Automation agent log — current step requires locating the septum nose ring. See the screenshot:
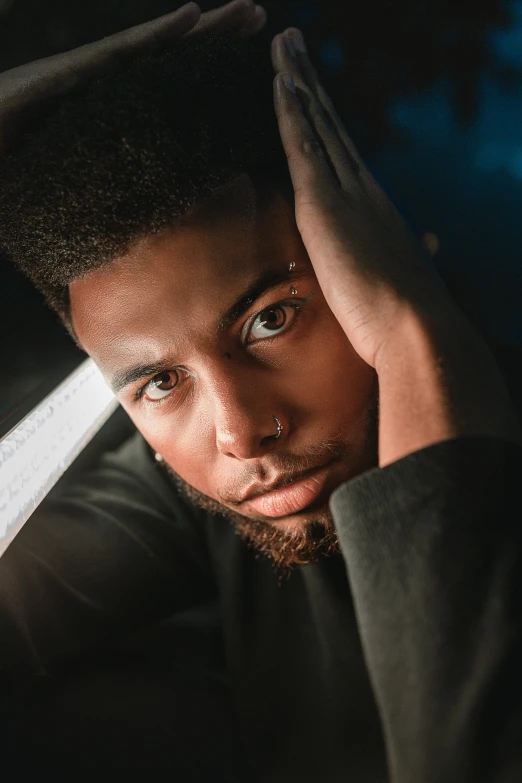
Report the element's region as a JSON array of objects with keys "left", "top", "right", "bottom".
[{"left": 272, "top": 416, "right": 283, "bottom": 439}]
